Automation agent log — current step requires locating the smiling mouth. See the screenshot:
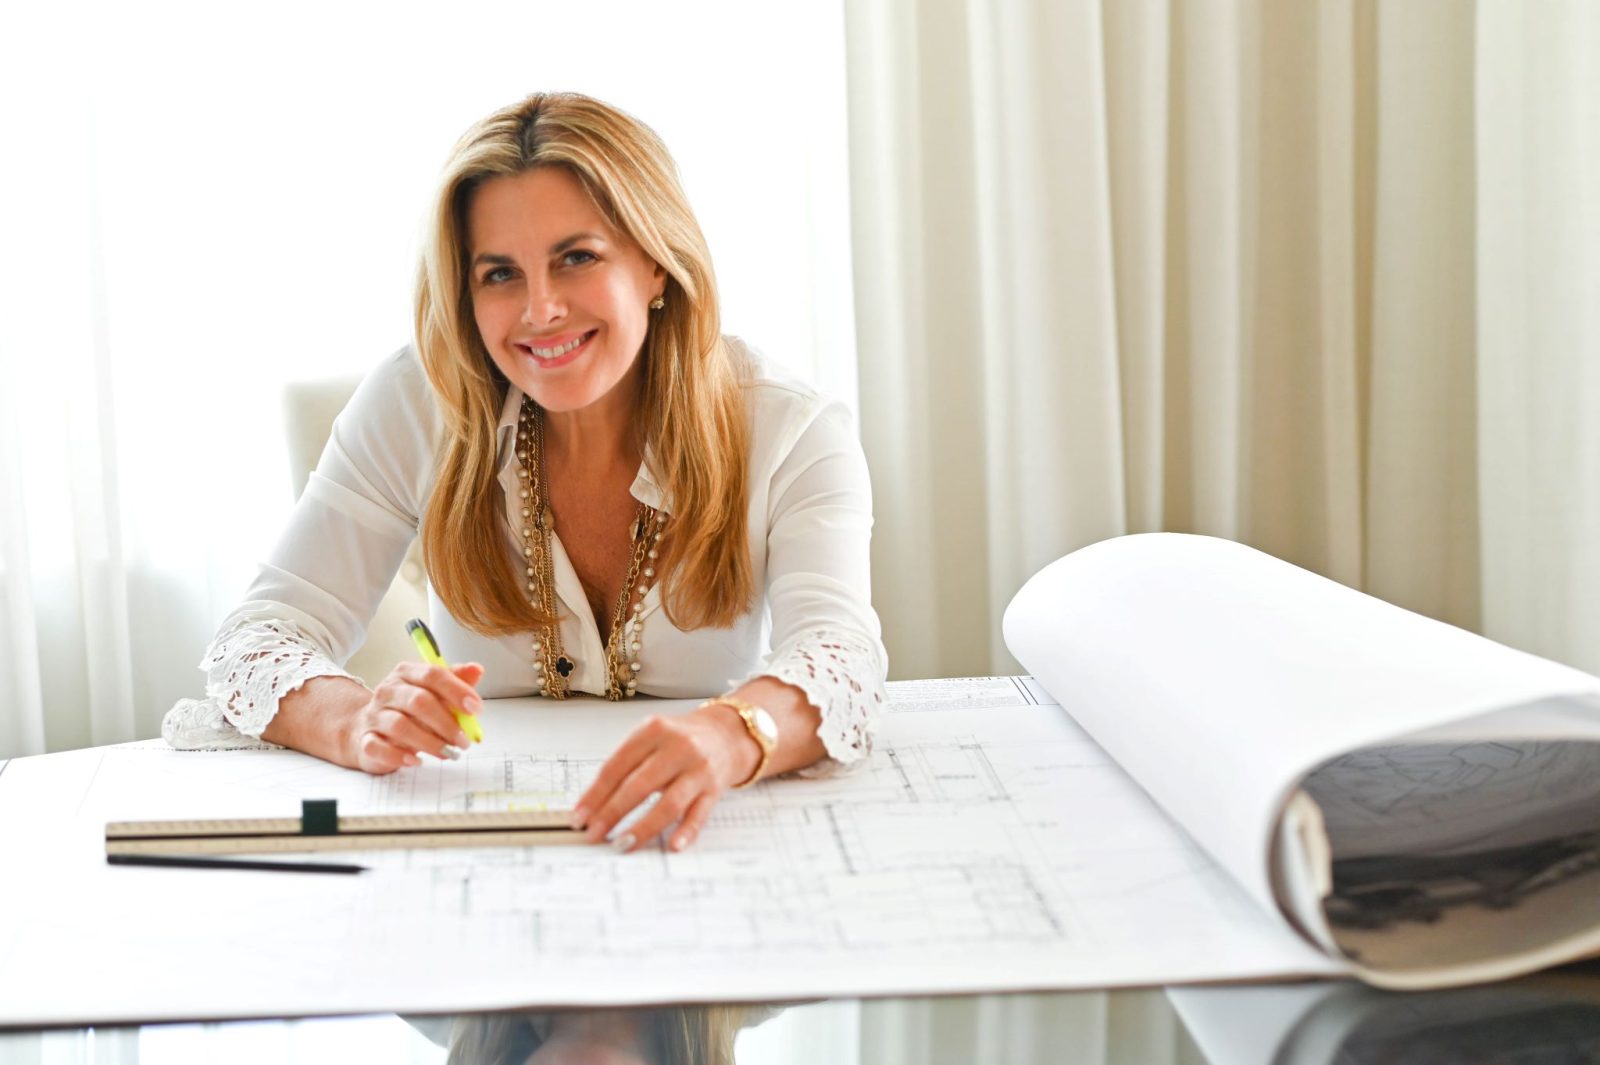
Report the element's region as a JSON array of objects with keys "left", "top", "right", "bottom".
[{"left": 518, "top": 330, "right": 596, "bottom": 362}]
